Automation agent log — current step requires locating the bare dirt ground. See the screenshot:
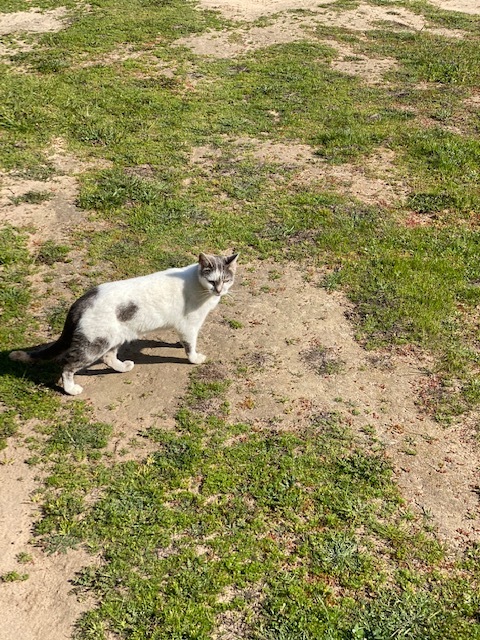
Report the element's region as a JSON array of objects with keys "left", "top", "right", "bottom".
[
  {"left": 428, "top": 0, "right": 480, "bottom": 13},
  {"left": 175, "top": 1, "right": 465, "bottom": 59},
  {"left": 192, "top": 140, "right": 408, "bottom": 206},
  {"left": 1, "top": 0, "right": 479, "bottom": 638},
  {"left": 1, "top": 433, "right": 96, "bottom": 640},
  {"left": 0, "top": 7, "right": 68, "bottom": 35}
]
